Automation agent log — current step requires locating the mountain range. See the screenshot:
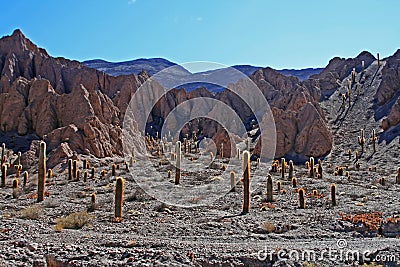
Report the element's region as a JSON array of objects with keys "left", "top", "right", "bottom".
[{"left": 83, "top": 58, "right": 323, "bottom": 93}]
